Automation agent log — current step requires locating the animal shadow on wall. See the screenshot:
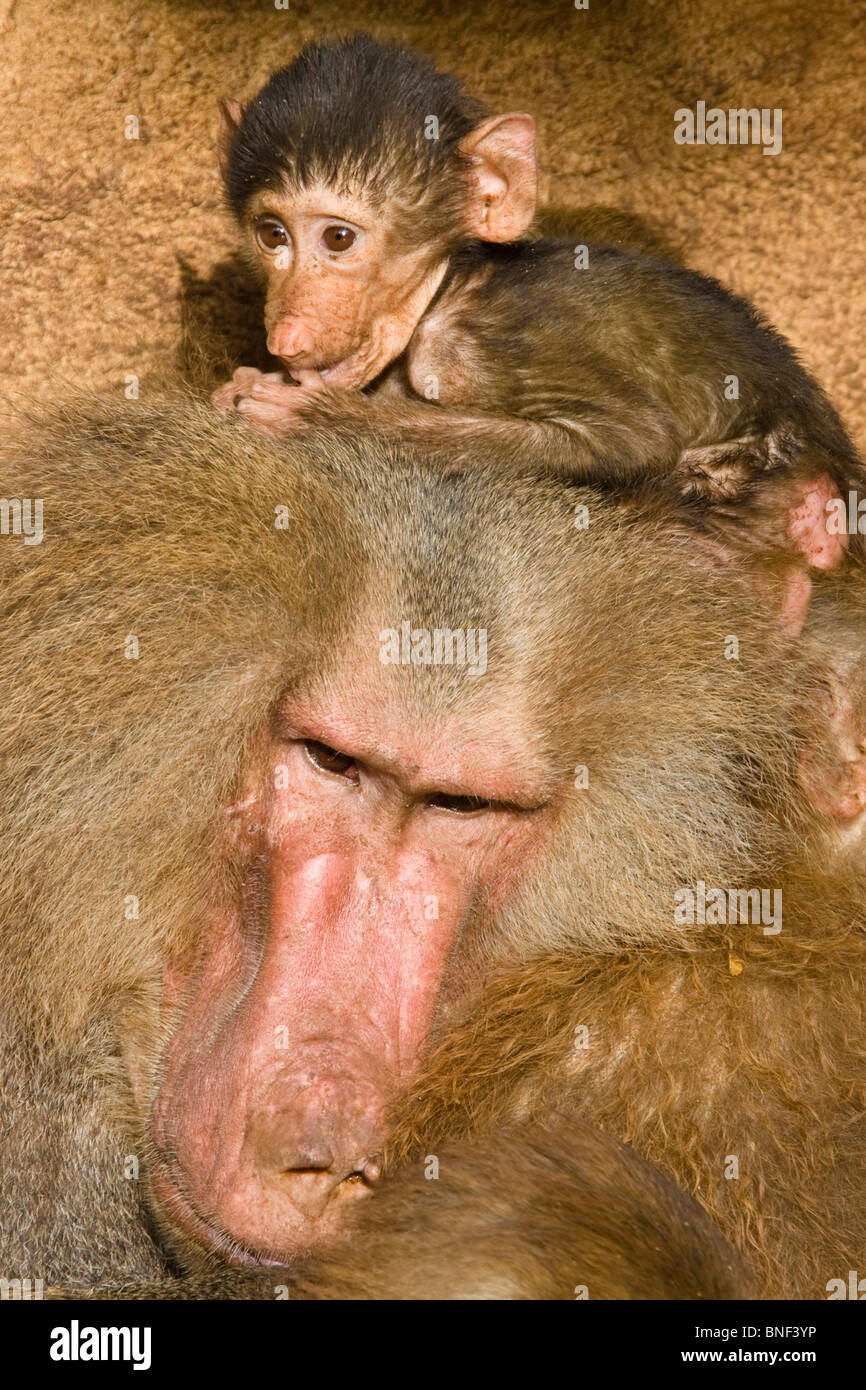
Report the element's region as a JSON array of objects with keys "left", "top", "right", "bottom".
[{"left": 175, "top": 254, "right": 275, "bottom": 393}]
